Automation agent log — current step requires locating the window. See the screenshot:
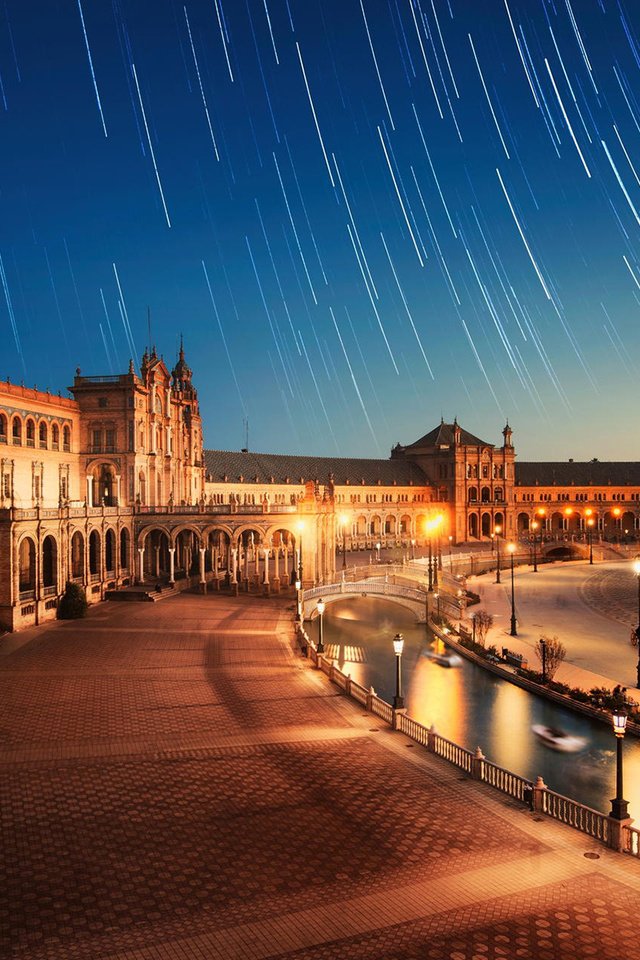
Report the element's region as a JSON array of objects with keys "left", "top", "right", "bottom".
[
  {"left": 60, "top": 474, "right": 68, "bottom": 501},
  {"left": 26, "top": 419, "right": 35, "bottom": 447},
  {"left": 92, "top": 429, "right": 102, "bottom": 453},
  {"left": 34, "top": 475, "right": 41, "bottom": 500},
  {"left": 2, "top": 473, "right": 10, "bottom": 498},
  {"left": 39, "top": 421, "right": 47, "bottom": 448},
  {"left": 12, "top": 417, "right": 21, "bottom": 444},
  {"left": 0, "top": 412, "right": 6, "bottom": 442},
  {"left": 105, "top": 429, "right": 115, "bottom": 452},
  {"left": 52, "top": 423, "right": 59, "bottom": 449},
  {"left": 63, "top": 425, "right": 71, "bottom": 451},
  {"left": 128, "top": 422, "right": 134, "bottom": 452}
]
